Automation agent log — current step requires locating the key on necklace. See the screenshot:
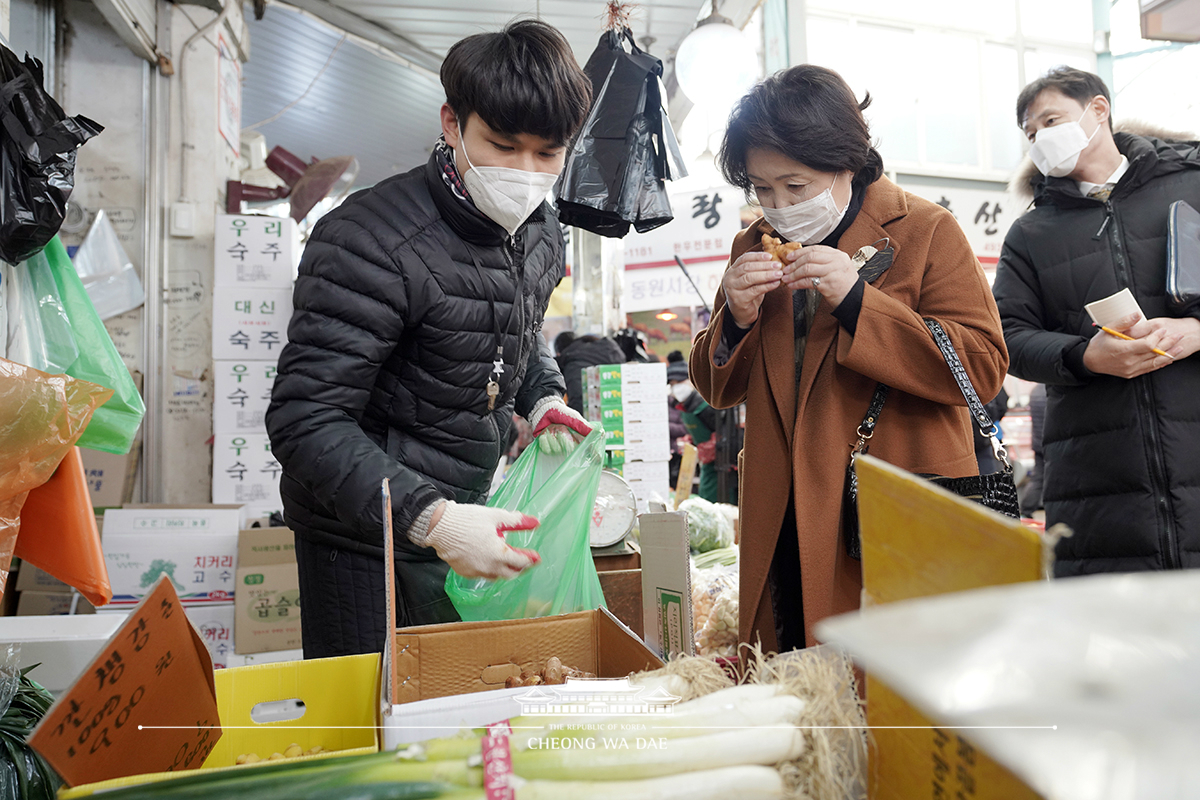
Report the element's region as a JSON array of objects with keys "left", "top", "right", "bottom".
[{"left": 486, "top": 380, "right": 500, "bottom": 411}]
